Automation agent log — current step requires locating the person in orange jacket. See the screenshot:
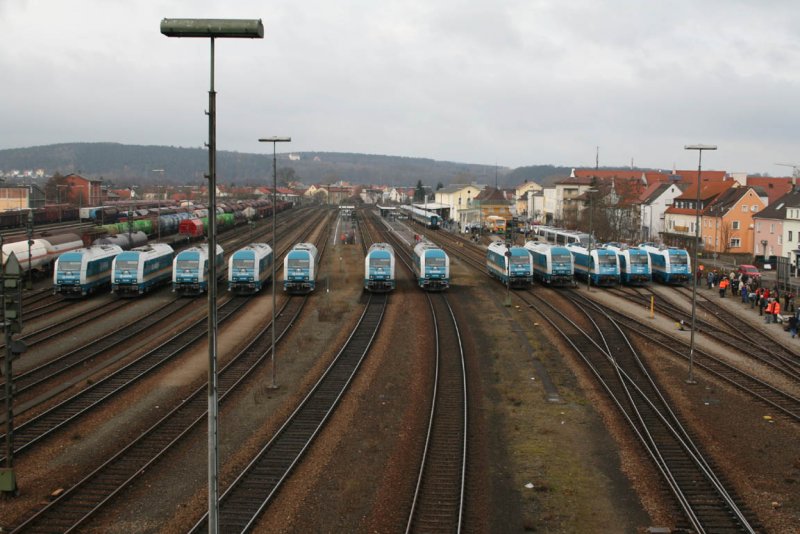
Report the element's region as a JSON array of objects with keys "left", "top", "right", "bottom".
[
  {"left": 765, "top": 299, "right": 776, "bottom": 323},
  {"left": 719, "top": 277, "right": 729, "bottom": 298},
  {"left": 773, "top": 299, "right": 782, "bottom": 324}
]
